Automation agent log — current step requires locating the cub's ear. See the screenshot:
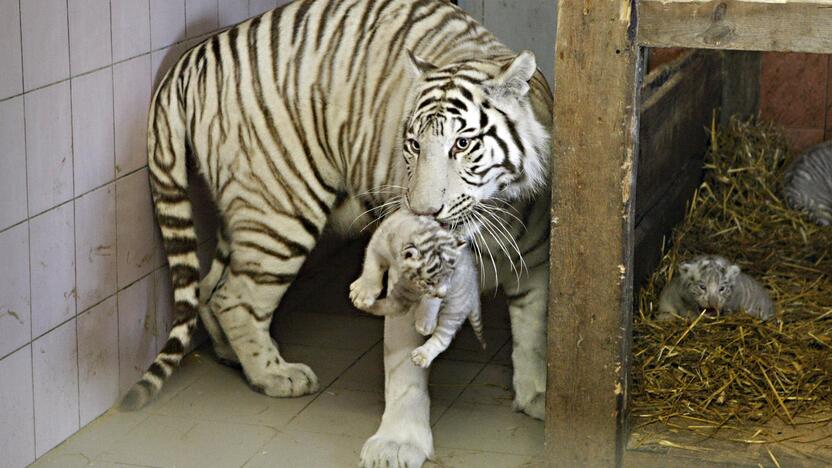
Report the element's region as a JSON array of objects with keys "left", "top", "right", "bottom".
[
  {"left": 453, "top": 234, "right": 467, "bottom": 250},
  {"left": 678, "top": 261, "right": 694, "bottom": 276},
  {"left": 725, "top": 265, "right": 741, "bottom": 280},
  {"left": 406, "top": 49, "right": 436, "bottom": 79},
  {"left": 485, "top": 50, "right": 537, "bottom": 98}
]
